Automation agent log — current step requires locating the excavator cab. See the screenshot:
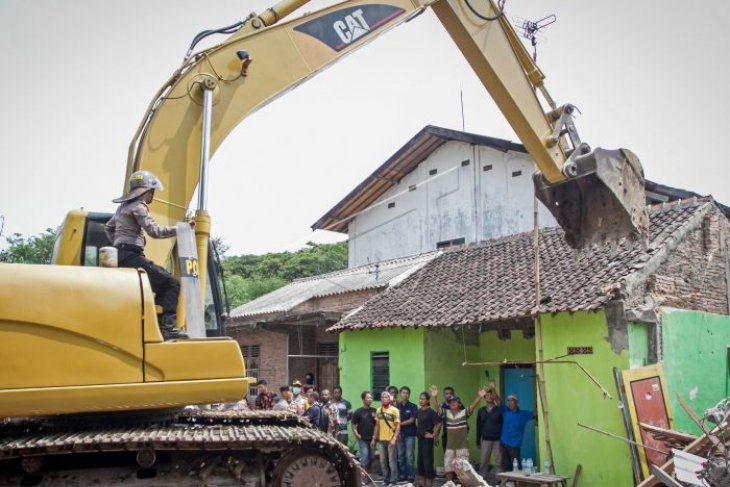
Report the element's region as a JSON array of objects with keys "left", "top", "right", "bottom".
[
  {"left": 51, "top": 210, "right": 227, "bottom": 336},
  {"left": 534, "top": 147, "right": 649, "bottom": 249},
  {"left": 0, "top": 209, "right": 249, "bottom": 418}
]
